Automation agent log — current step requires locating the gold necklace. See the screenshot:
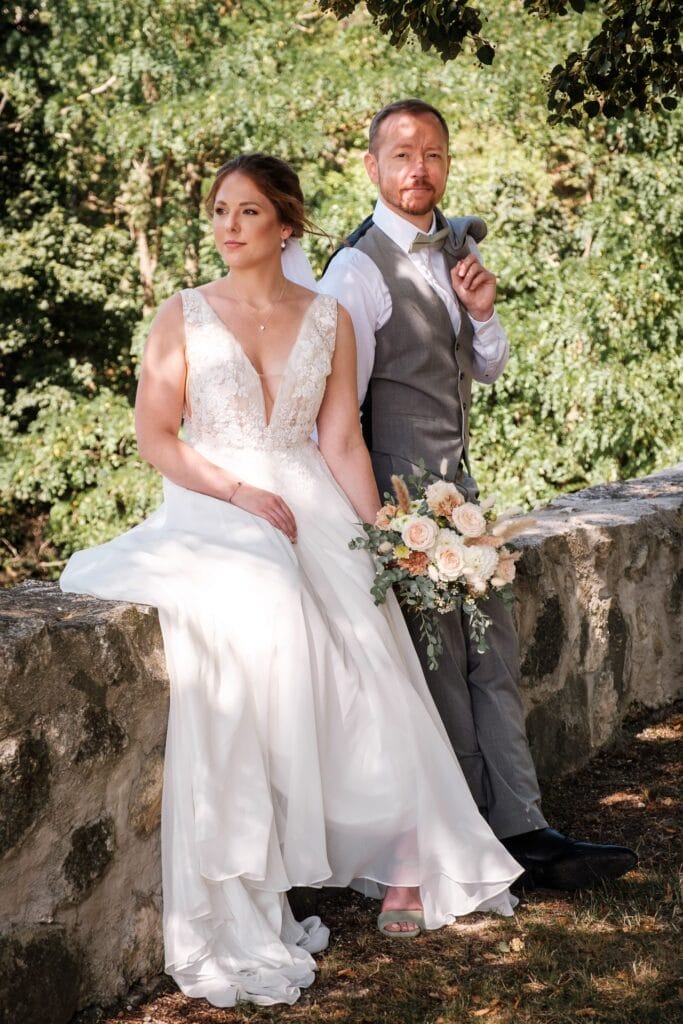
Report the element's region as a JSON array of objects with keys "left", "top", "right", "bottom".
[{"left": 228, "top": 278, "right": 288, "bottom": 332}]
